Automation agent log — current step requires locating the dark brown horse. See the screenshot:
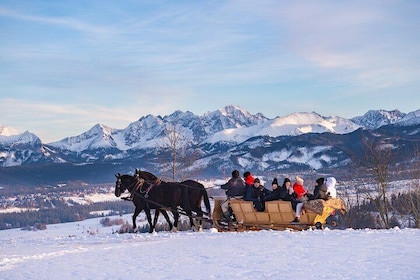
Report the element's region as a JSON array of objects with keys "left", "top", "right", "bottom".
[
  {"left": 114, "top": 173, "right": 191, "bottom": 233},
  {"left": 134, "top": 169, "right": 211, "bottom": 231}
]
